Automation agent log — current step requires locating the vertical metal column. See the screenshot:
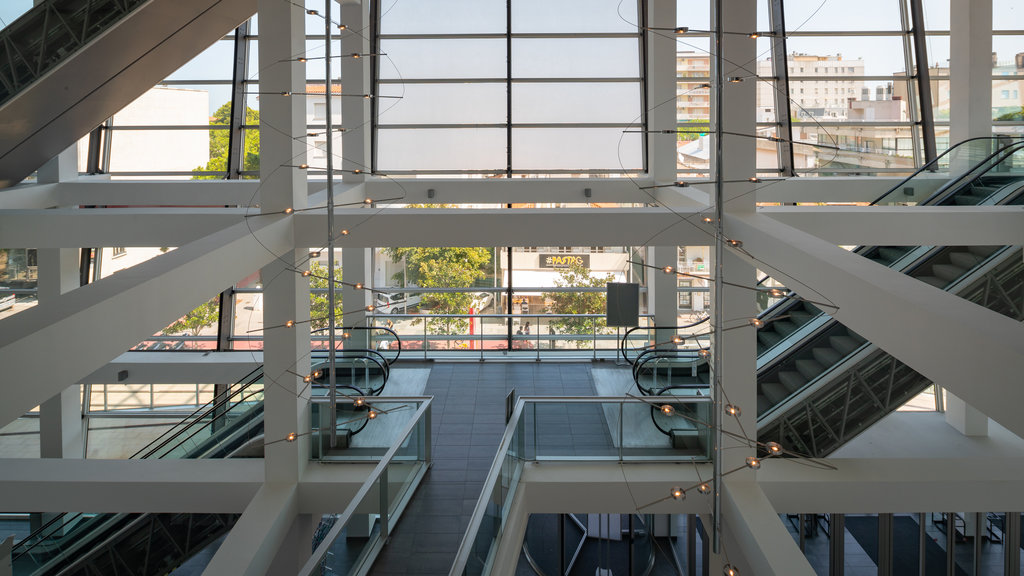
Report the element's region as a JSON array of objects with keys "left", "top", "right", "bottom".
[
  {"left": 829, "top": 514, "right": 845, "bottom": 576},
  {"left": 1005, "top": 512, "right": 1021, "bottom": 575},
  {"left": 711, "top": 0, "right": 725, "bottom": 554},
  {"left": 946, "top": 513, "right": 956, "bottom": 576},
  {"left": 225, "top": 21, "right": 251, "bottom": 179},
  {"left": 918, "top": 513, "right": 927, "bottom": 576},
  {"left": 325, "top": 0, "right": 339, "bottom": 447},
  {"left": 505, "top": 0, "right": 514, "bottom": 353},
  {"left": 768, "top": 0, "right": 795, "bottom": 177},
  {"left": 878, "top": 513, "right": 893, "bottom": 576},
  {"left": 972, "top": 513, "right": 982, "bottom": 576},
  {"left": 688, "top": 514, "right": 698, "bottom": 575},
  {"left": 908, "top": 0, "right": 937, "bottom": 165}
]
